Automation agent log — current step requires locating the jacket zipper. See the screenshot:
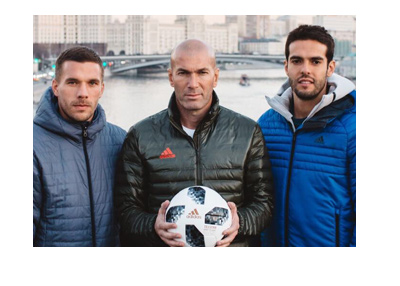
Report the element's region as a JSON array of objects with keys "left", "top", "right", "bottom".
[
  {"left": 82, "top": 125, "right": 97, "bottom": 247},
  {"left": 284, "top": 131, "right": 298, "bottom": 247},
  {"left": 195, "top": 133, "right": 202, "bottom": 185},
  {"left": 170, "top": 119, "right": 202, "bottom": 186},
  {"left": 335, "top": 209, "right": 340, "bottom": 247}
]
